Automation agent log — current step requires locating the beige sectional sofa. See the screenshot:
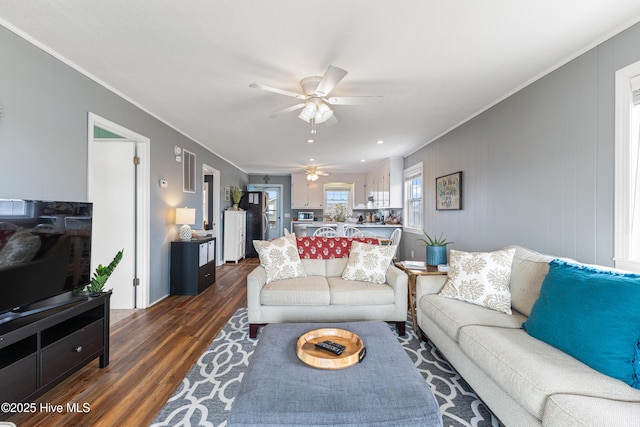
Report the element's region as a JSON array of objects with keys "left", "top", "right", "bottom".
[
  {"left": 247, "top": 257, "right": 408, "bottom": 338},
  {"left": 415, "top": 245, "right": 640, "bottom": 427}
]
